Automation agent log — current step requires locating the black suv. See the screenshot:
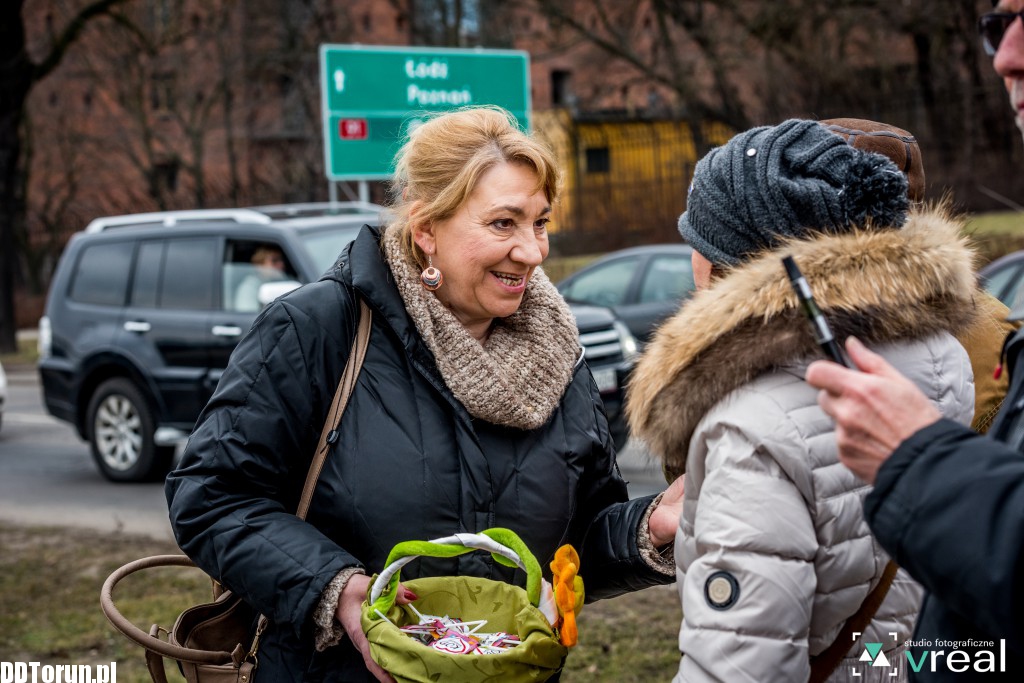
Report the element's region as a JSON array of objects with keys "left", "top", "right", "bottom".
[{"left": 39, "top": 207, "right": 637, "bottom": 481}]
